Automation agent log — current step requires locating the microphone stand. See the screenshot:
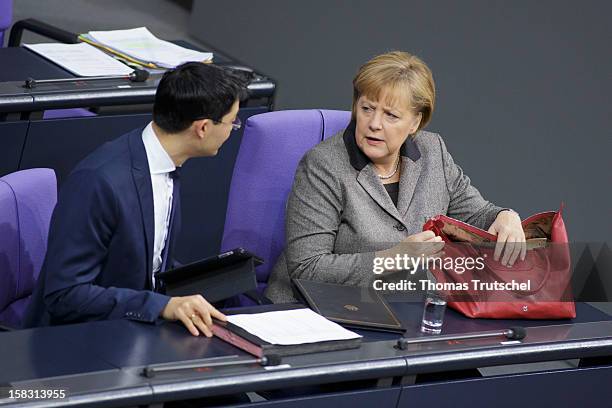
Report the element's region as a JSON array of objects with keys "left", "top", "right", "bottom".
[
  {"left": 24, "top": 70, "right": 150, "bottom": 89},
  {"left": 141, "top": 354, "right": 283, "bottom": 378},
  {"left": 396, "top": 327, "right": 526, "bottom": 350}
]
